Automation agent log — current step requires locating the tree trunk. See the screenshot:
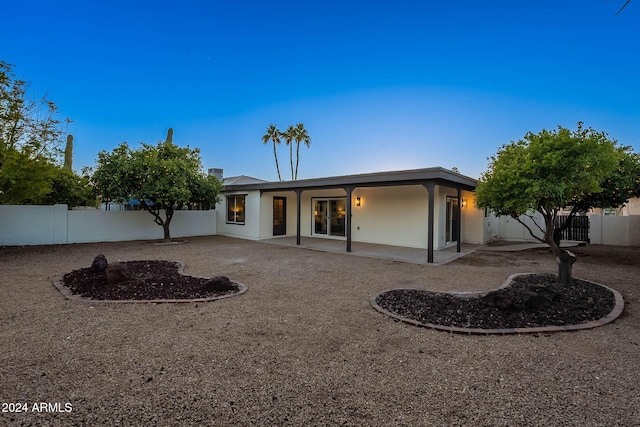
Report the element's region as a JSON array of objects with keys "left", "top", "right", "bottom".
[
  {"left": 162, "top": 208, "right": 173, "bottom": 242},
  {"left": 541, "top": 211, "right": 576, "bottom": 285},
  {"left": 556, "top": 250, "right": 576, "bottom": 285},
  {"left": 289, "top": 143, "right": 294, "bottom": 180},
  {"left": 295, "top": 142, "right": 300, "bottom": 180},
  {"left": 273, "top": 143, "right": 281, "bottom": 181}
]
